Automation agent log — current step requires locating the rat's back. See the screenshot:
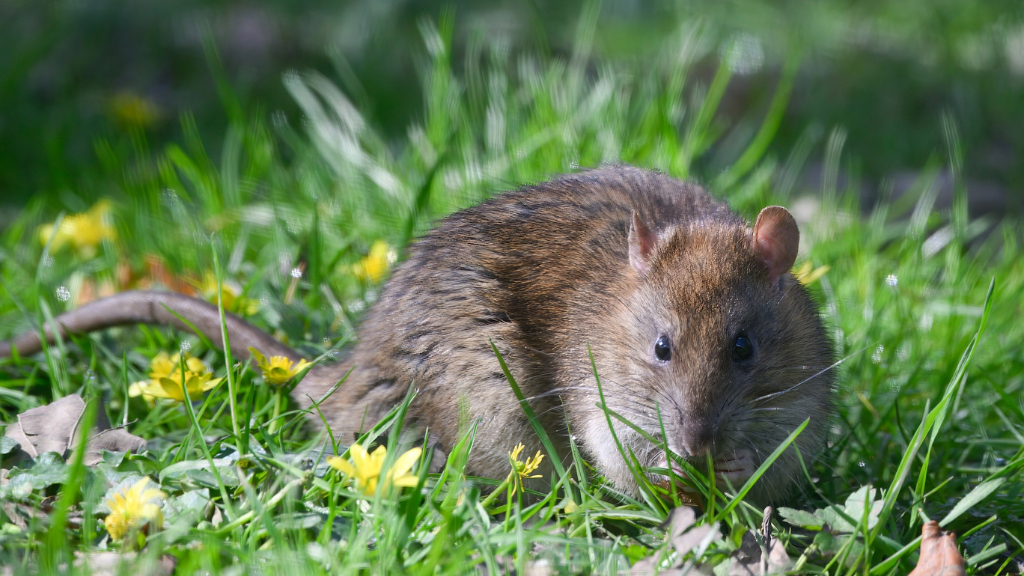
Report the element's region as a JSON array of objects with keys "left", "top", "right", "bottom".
[{"left": 301, "top": 166, "right": 741, "bottom": 478}]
